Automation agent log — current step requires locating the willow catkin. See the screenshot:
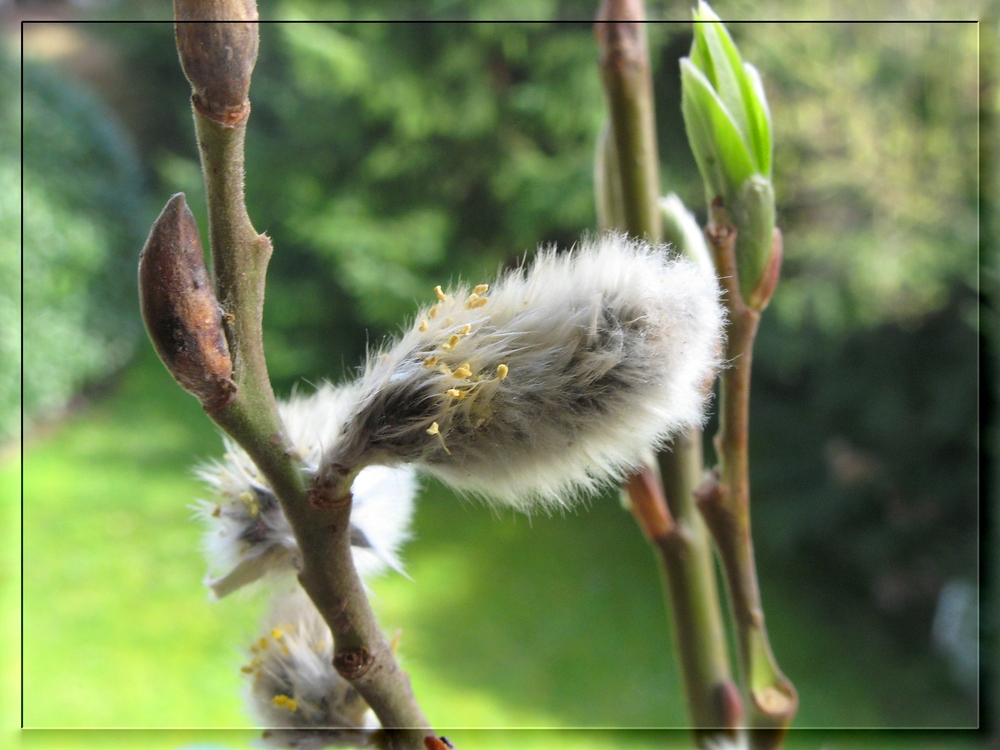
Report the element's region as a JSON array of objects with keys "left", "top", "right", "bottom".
[
  {"left": 244, "top": 588, "right": 378, "bottom": 745},
  {"left": 319, "top": 233, "right": 724, "bottom": 511},
  {"left": 195, "top": 383, "right": 416, "bottom": 598}
]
